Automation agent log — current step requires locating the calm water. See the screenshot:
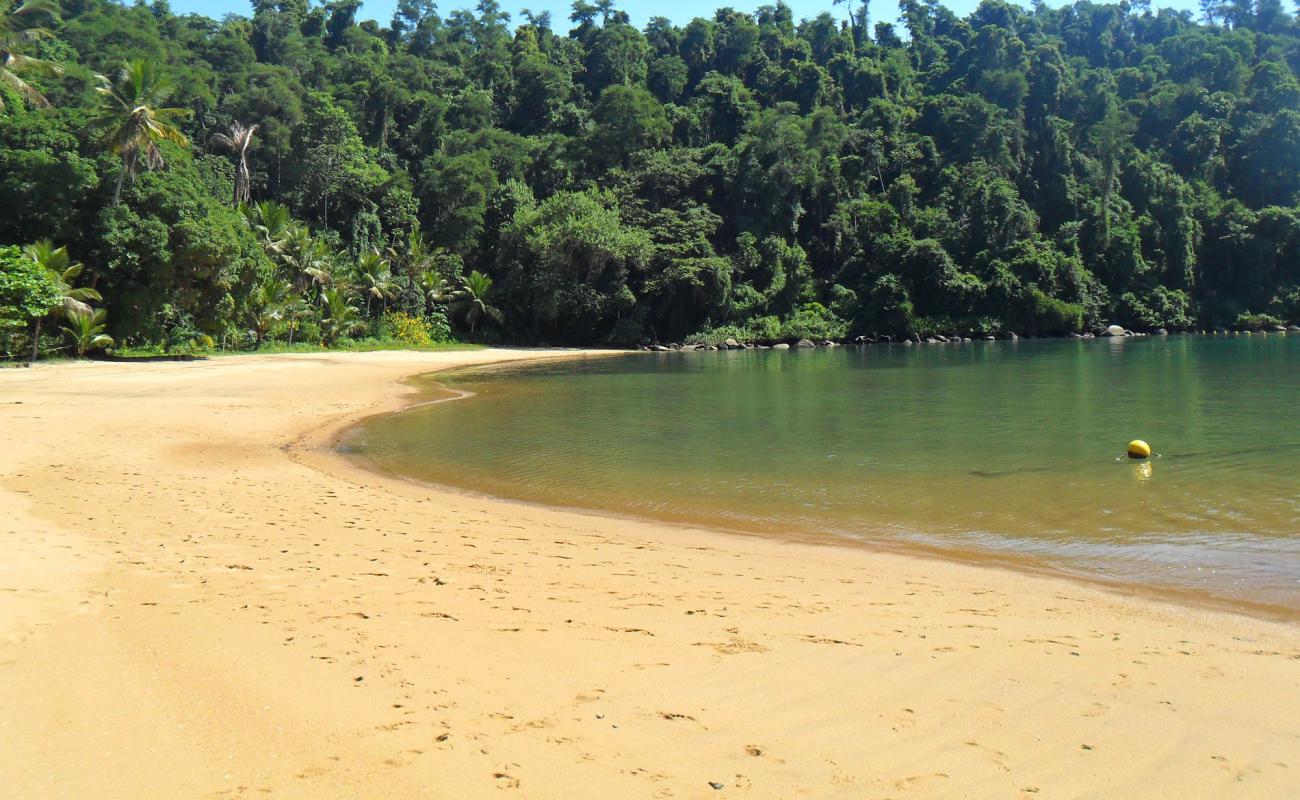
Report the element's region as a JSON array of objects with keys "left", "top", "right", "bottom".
[{"left": 351, "top": 337, "right": 1300, "bottom": 613}]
